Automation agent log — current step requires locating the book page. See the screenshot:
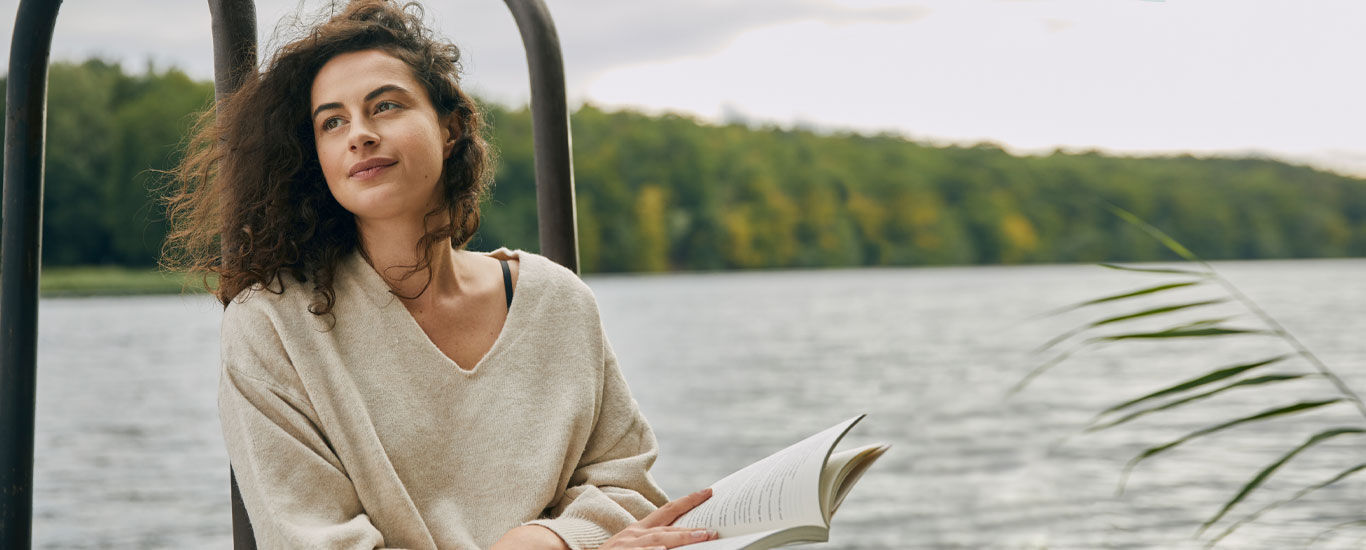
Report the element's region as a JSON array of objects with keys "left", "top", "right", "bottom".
[
  {"left": 673, "top": 416, "right": 864, "bottom": 537},
  {"left": 674, "top": 528, "right": 786, "bottom": 550},
  {"left": 820, "top": 443, "right": 891, "bottom": 520}
]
